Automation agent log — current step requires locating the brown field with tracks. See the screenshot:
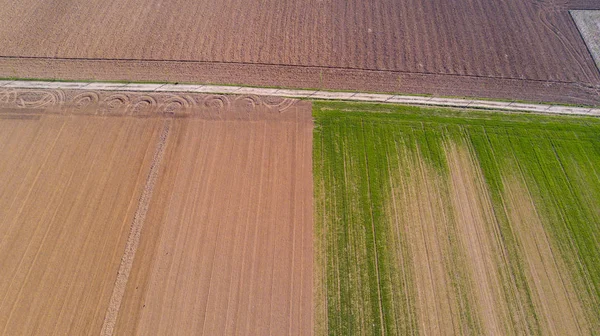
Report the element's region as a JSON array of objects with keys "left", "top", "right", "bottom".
[
  {"left": 0, "top": 0, "right": 599, "bottom": 104},
  {"left": 0, "top": 113, "right": 163, "bottom": 335},
  {"left": 0, "top": 89, "right": 314, "bottom": 335}
]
